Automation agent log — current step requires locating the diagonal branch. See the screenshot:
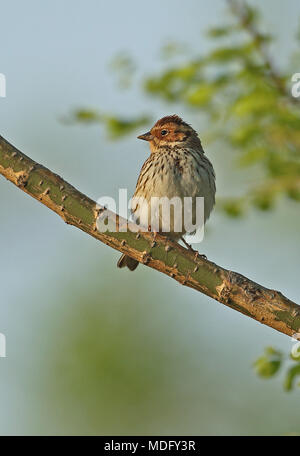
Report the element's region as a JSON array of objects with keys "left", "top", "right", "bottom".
[{"left": 1, "top": 134, "right": 300, "bottom": 338}]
